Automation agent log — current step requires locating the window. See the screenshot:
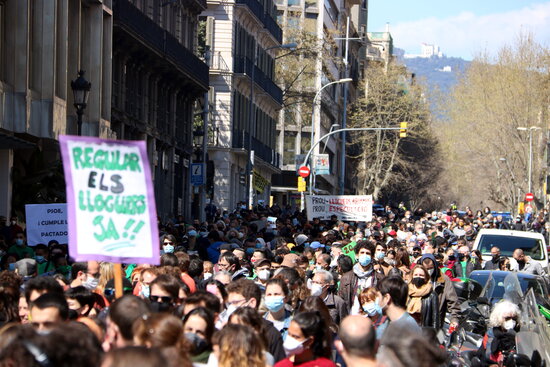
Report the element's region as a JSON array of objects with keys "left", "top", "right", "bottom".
[
  {"left": 300, "top": 133, "right": 310, "bottom": 154},
  {"left": 304, "top": 13, "right": 316, "bottom": 33},
  {"left": 283, "top": 131, "right": 297, "bottom": 165}
]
